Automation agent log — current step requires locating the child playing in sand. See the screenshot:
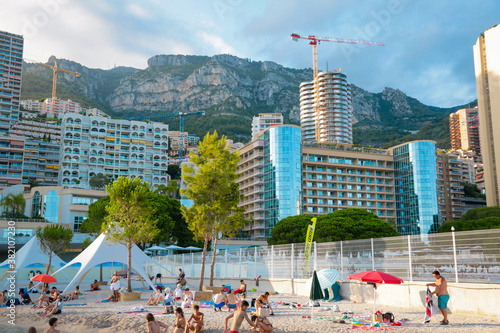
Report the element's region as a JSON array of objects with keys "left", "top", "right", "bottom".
[
  {"left": 186, "top": 304, "right": 204, "bottom": 332},
  {"left": 146, "top": 313, "right": 169, "bottom": 333},
  {"left": 224, "top": 300, "right": 256, "bottom": 333},
  {"left": 173, "top": 307, "right": 186, "bottom": 333},
  {"left": 251, "top": 314, "right": 273, "bottom": 332}
]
